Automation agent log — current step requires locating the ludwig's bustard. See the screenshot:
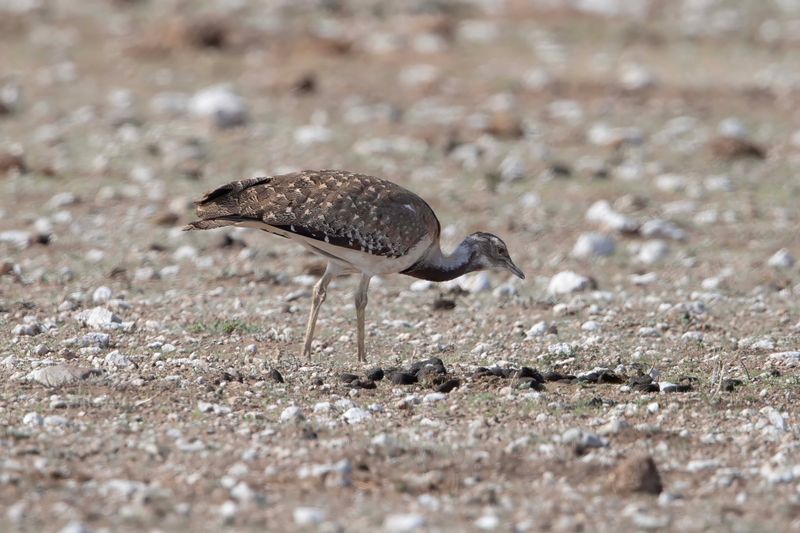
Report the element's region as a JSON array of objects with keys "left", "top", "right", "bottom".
[{"left": 185, "top": 170, "right": 524, "bottom": 362}]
